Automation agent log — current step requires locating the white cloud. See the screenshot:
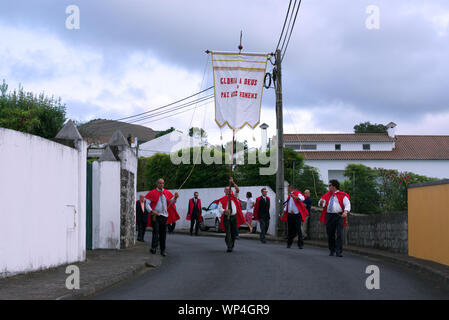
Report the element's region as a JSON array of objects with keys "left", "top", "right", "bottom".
[{"left": 0, "top": 23, "right": 205, "bottom": 122}]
